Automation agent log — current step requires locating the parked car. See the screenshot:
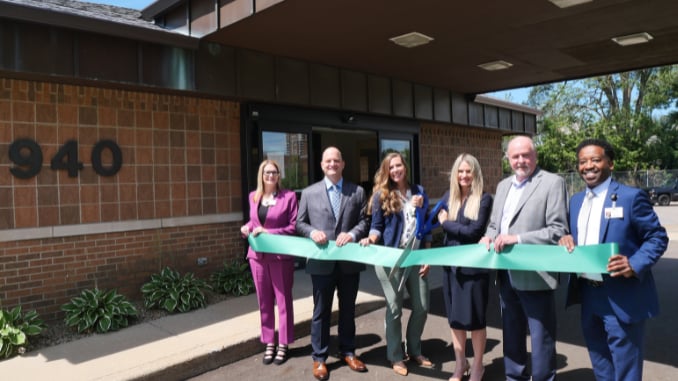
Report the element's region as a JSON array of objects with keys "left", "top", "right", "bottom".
[{"left": 644, "top": 180, "right": 678, "bottom": 206}]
